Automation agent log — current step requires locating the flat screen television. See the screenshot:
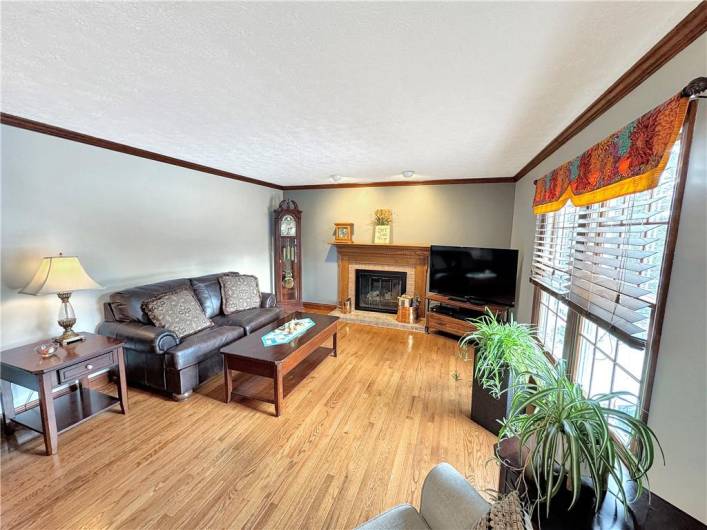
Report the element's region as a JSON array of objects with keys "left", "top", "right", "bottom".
[{"left": 429, "top": 245, "right": 518, "bottom": 306}]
